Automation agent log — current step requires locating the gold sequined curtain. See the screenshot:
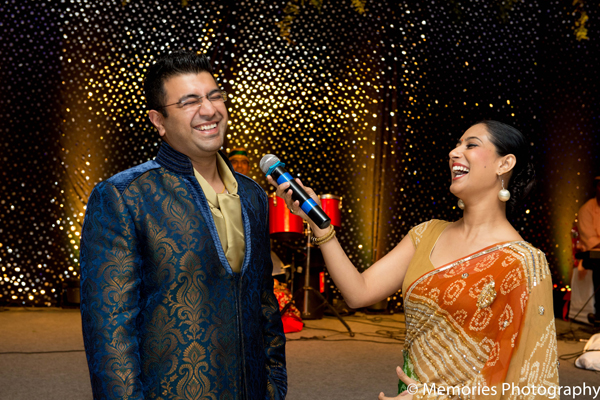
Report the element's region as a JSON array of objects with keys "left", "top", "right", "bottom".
[{"left": 2, "top": 0, "right": 600, "bottom": 307}]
